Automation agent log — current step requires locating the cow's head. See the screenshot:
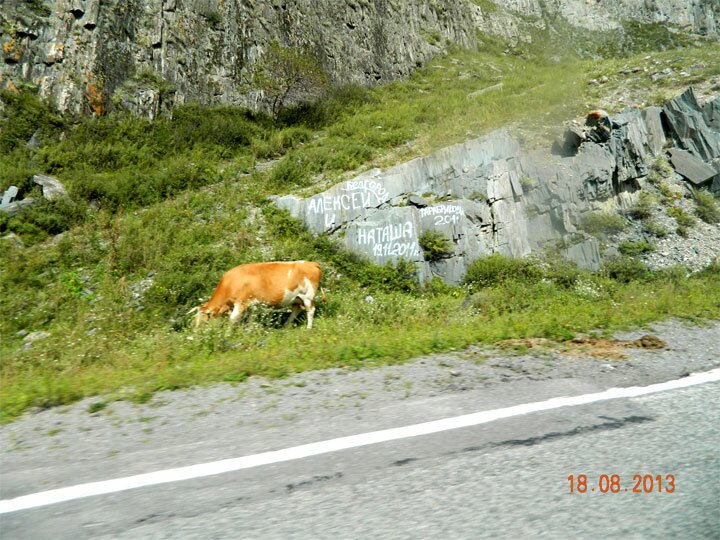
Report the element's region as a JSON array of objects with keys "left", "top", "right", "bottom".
[{"left": 187, "top": 306, "right": 212, "bottom": 328}]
